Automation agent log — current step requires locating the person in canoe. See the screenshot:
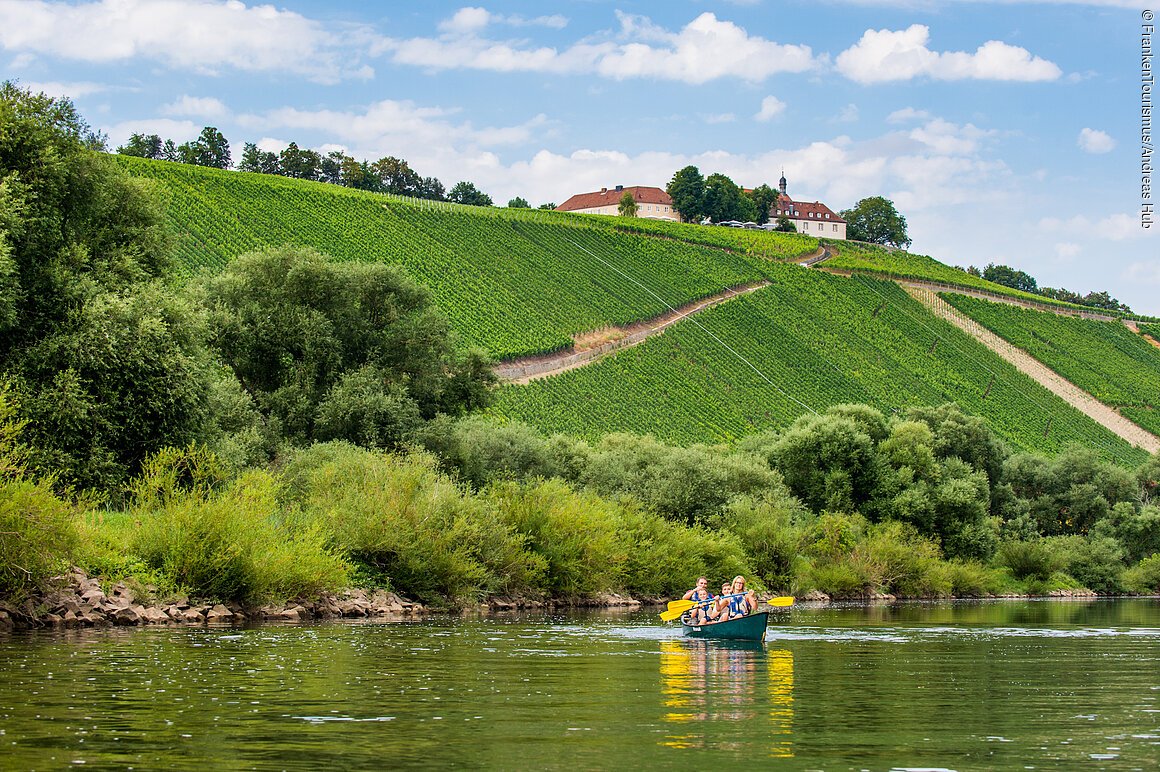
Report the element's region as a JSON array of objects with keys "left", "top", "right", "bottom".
[
  {"left": 681, "top": 576, "right": 715, "bottom": 624},
  {"left": 708, "top": 581, "right": 733, "bottom": 621},
  {"left": 716, "top": 576, "right": 758, "bottom": 622}
]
